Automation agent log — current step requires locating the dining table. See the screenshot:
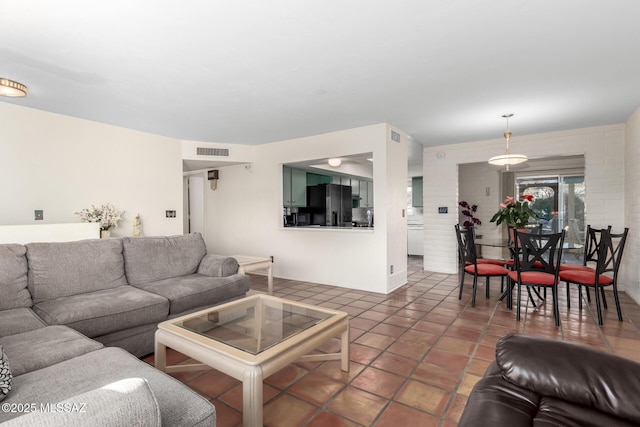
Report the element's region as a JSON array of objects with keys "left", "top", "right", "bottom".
[{"left": 474, "top": 236, "right": 584, "bottom": 307}]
